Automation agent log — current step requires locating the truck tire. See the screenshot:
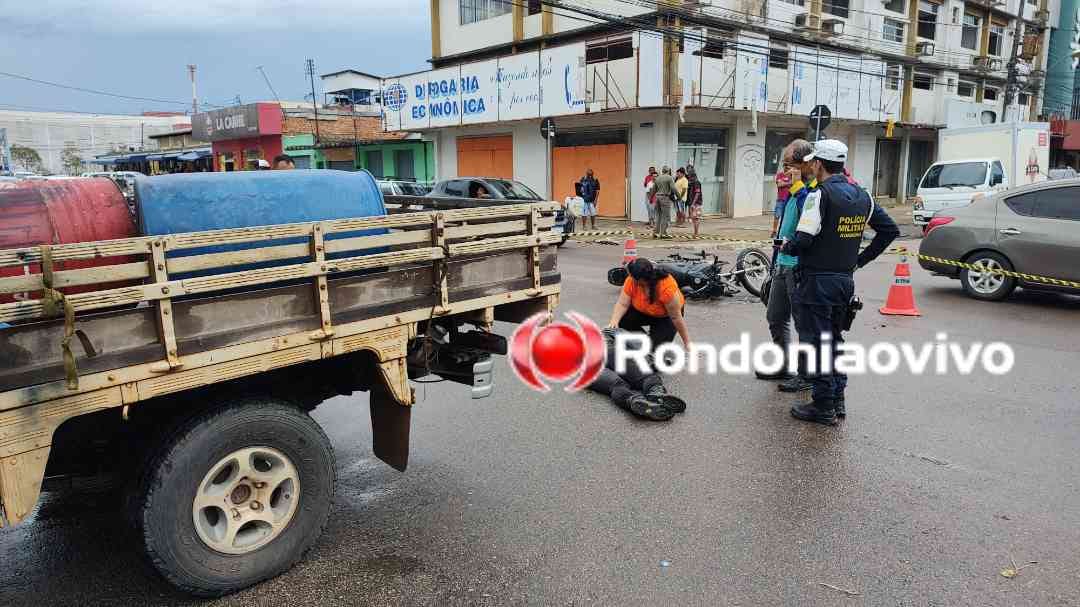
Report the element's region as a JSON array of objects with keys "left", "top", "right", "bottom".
[{"left": 131, "top": 399, "right": 335, "bottom": 597}]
